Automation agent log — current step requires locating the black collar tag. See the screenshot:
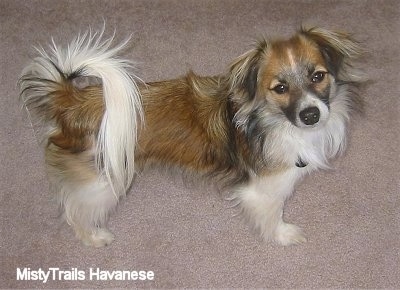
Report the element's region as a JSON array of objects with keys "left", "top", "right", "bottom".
[{"left": 295, "top": 158, "right": 308, "bottom": 168}]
